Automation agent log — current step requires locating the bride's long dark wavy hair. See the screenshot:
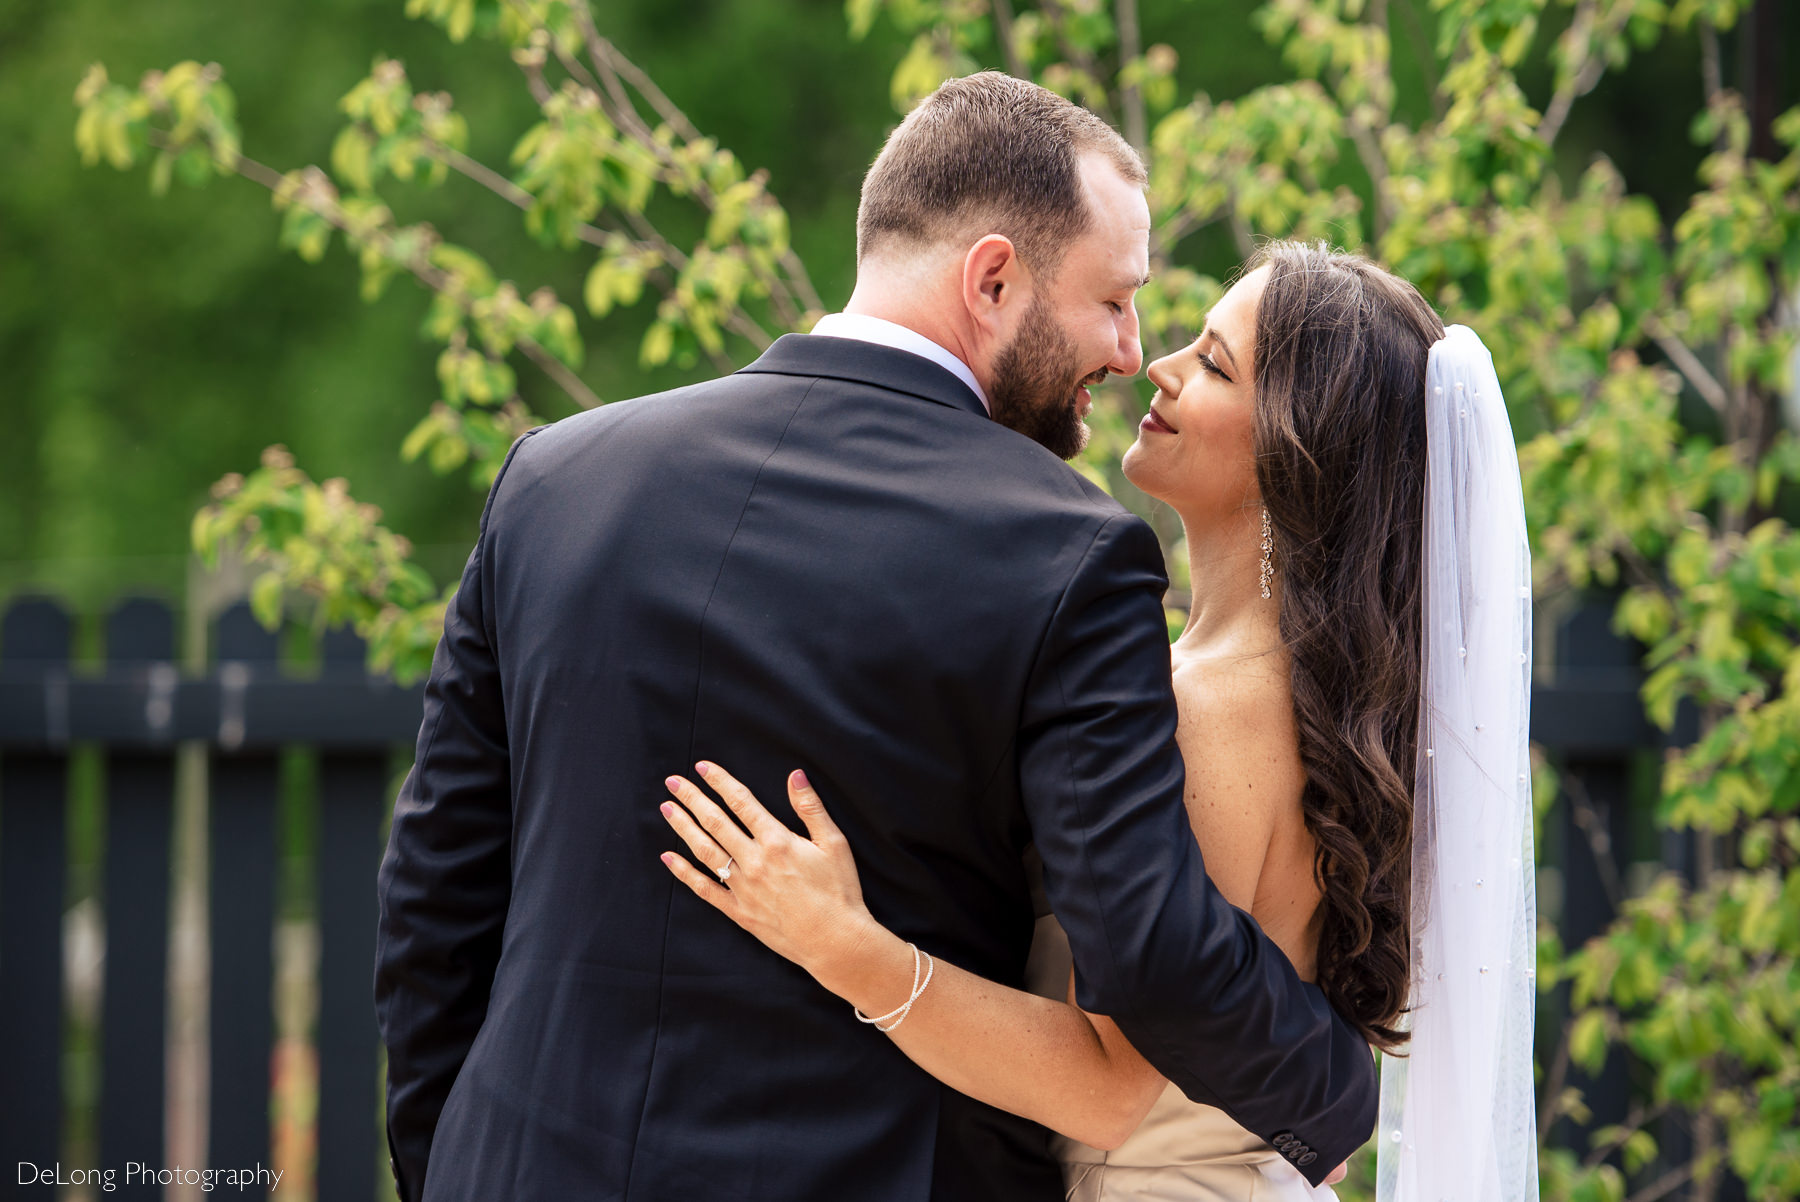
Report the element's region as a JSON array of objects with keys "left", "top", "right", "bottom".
[{"left": 1250, "top": 240, "right": 1443, "bottom": 1050}]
